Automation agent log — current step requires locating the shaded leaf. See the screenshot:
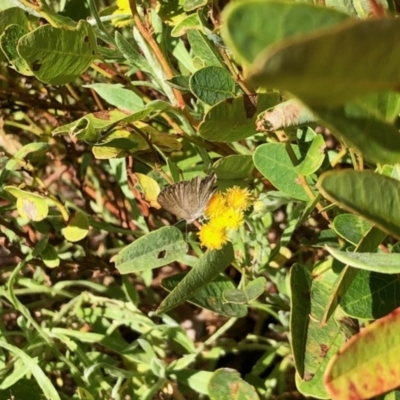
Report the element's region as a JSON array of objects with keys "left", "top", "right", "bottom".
[
  {"left": 199, "top": 93, "right": 280, "bottom": 142},
  {"left": 317, "top": 171, "right": 400, "bottom": 240},
  {"left": 156, "top": 243, "right": 234, "bottom": 314},
  {"left": 162, "top": 273, "right": 247, "bottom": 317},
  {"left": 223, "top": 277, "right": 266, "bottom": 304},
  {"left": 332, "top": 214, "right": 372, "bottom": 246},
  {"left": 213, "top": 155, "right": 254, "bottom": 180},
  {"left": 312, "top": 99, "right": 400, "bottom": 164},
  {"left": 222, "top": 1, "right": 349, "bottom": 65},
  {"left": 0, "top": 24, "right": 32, "bottom": 75},
  {"left": 249, "top": 18, "right": 400, "bottom": 106}
]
